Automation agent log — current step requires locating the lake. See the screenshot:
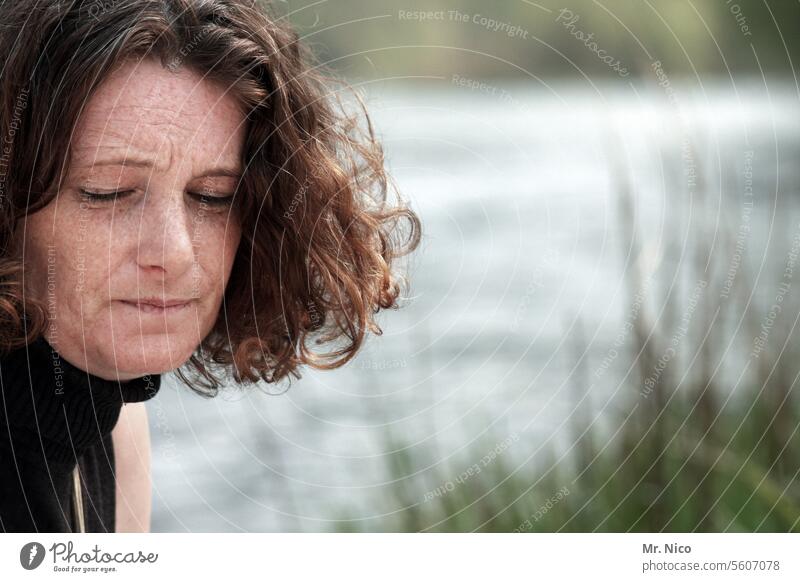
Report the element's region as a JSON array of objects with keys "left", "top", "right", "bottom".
[{"left": 151, "top": 78, "right": 800, "bottom": 531}]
